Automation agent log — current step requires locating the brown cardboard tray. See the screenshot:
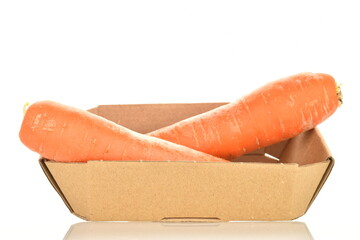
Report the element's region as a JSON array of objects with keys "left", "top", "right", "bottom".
[{"left": 39, "top": 102, "right": 334, "bottom": 221}]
